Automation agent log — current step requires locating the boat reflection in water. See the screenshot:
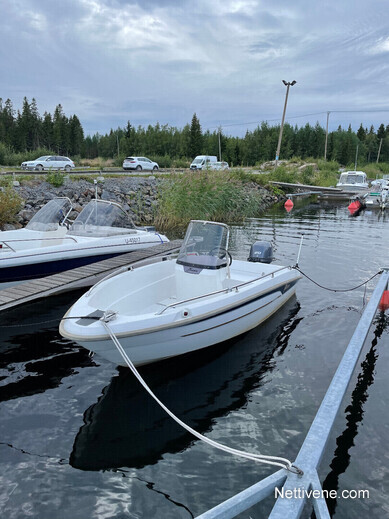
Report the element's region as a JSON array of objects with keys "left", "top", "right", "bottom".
[{"left": 70, "top": 297, "right": 301, "bottom": 471}]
